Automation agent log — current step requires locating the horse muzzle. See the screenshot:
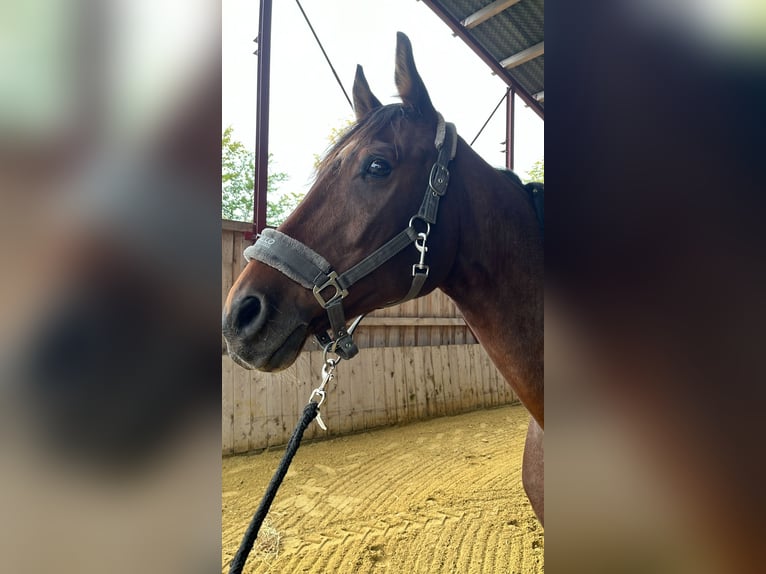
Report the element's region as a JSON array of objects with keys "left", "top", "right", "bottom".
[{"left": 222, "top": 291, "right": 310, "bottom": 372}]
